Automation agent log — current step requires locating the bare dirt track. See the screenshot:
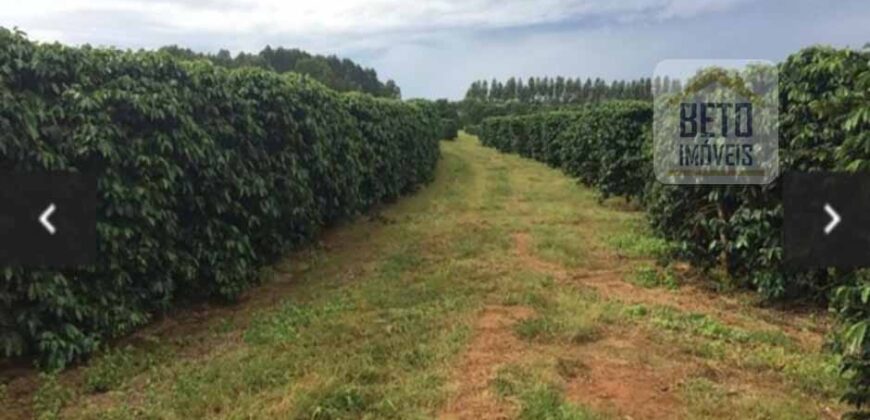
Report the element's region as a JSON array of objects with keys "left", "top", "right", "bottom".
[{"left": 439, "top": 305, "right": 534, "bottom": 420}]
